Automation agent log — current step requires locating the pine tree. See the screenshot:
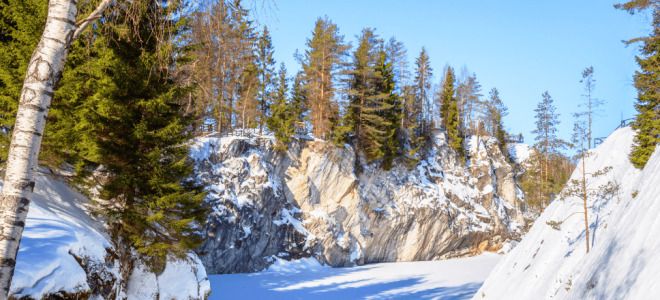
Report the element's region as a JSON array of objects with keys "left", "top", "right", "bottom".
[
  {"left": 300, "top": 16, "right": 349, "bottom": 140},
  {"left": 256, "top": 26, "right": 276, "bottom": 134},
  {"left": 410, "top": 48, "right": 433, "bottom": 154},
  {"left": 532, "top": 91, "right": 567, "bottom": 207},
  {"left": 618, "top": 5, "right": 660, "bottom": 168},
  {"left": 267, "top": 63, "right": 295, "bottom": 150},
  {"left": 456, "top": 73, "right": 483, "bottom": 136},
  {"left": 578, "top": 66, "right": 604, "bottom": 149},
  {"left": 486, "top": 88, "right": 509, "bottom": 154}
]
